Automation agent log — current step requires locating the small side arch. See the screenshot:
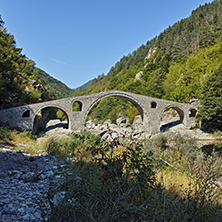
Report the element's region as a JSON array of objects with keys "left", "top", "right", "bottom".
[
  {"left": 151, "top": 101, "right": 157, "bottom": 109},
  {"left": 22, "top": 110, "right": 30, "bottom": 117},
  {"left": 72, "top": 101, "right": 82, "bottom": 111},
  {"left": 189, "top": 108, "right": 197, "bottom": 118}
]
